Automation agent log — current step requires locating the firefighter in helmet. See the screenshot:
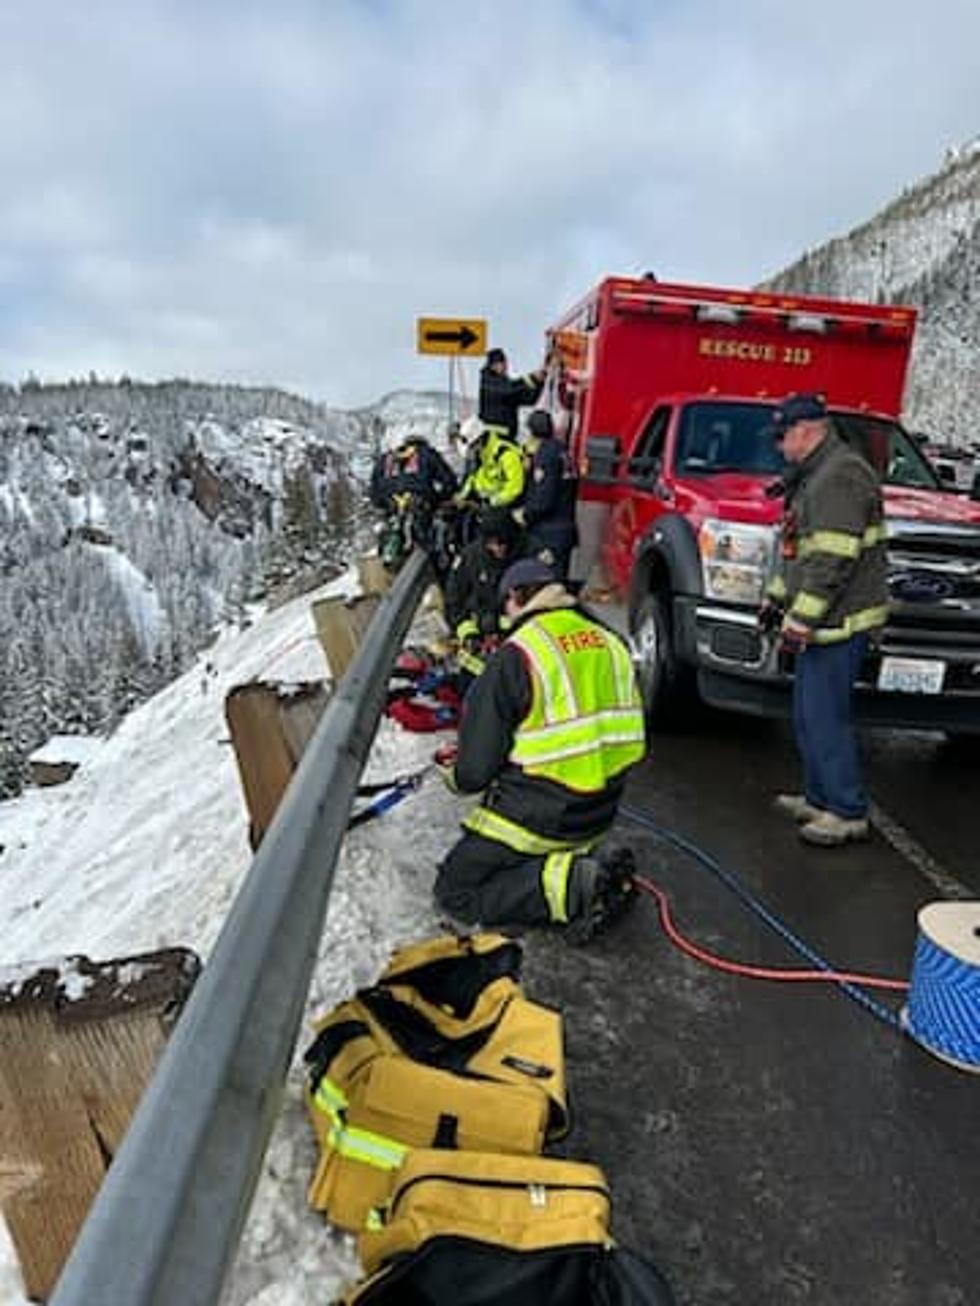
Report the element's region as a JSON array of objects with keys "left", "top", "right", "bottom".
[{"left": 370, "top": 431, "right": 458, "bottom": 570}]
